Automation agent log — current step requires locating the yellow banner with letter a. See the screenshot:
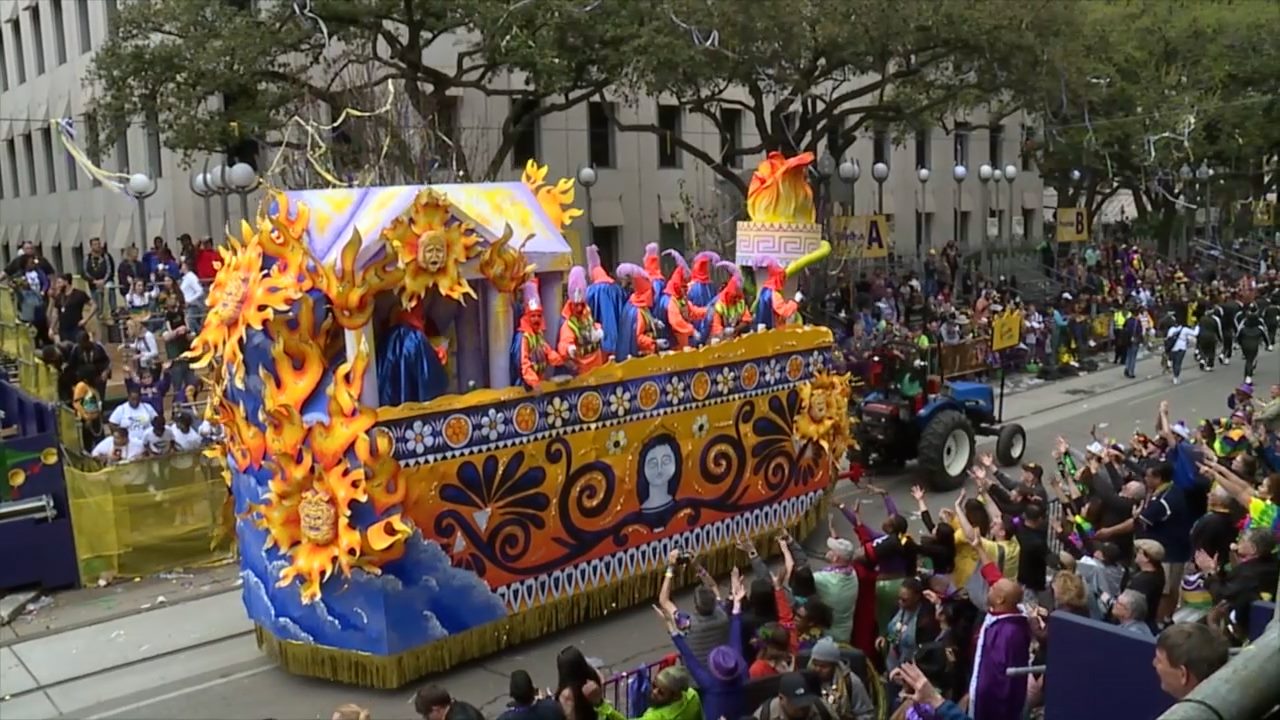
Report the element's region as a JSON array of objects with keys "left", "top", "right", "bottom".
[
  {"left": 831, "top": 215, "right": 892, "bottom": 259},
  {"left": 1056, "top": 207, "right": 1089, "bottom": 243},
  {"left": 991, "top": 309, "right": 1024, "bottom": 352}
]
